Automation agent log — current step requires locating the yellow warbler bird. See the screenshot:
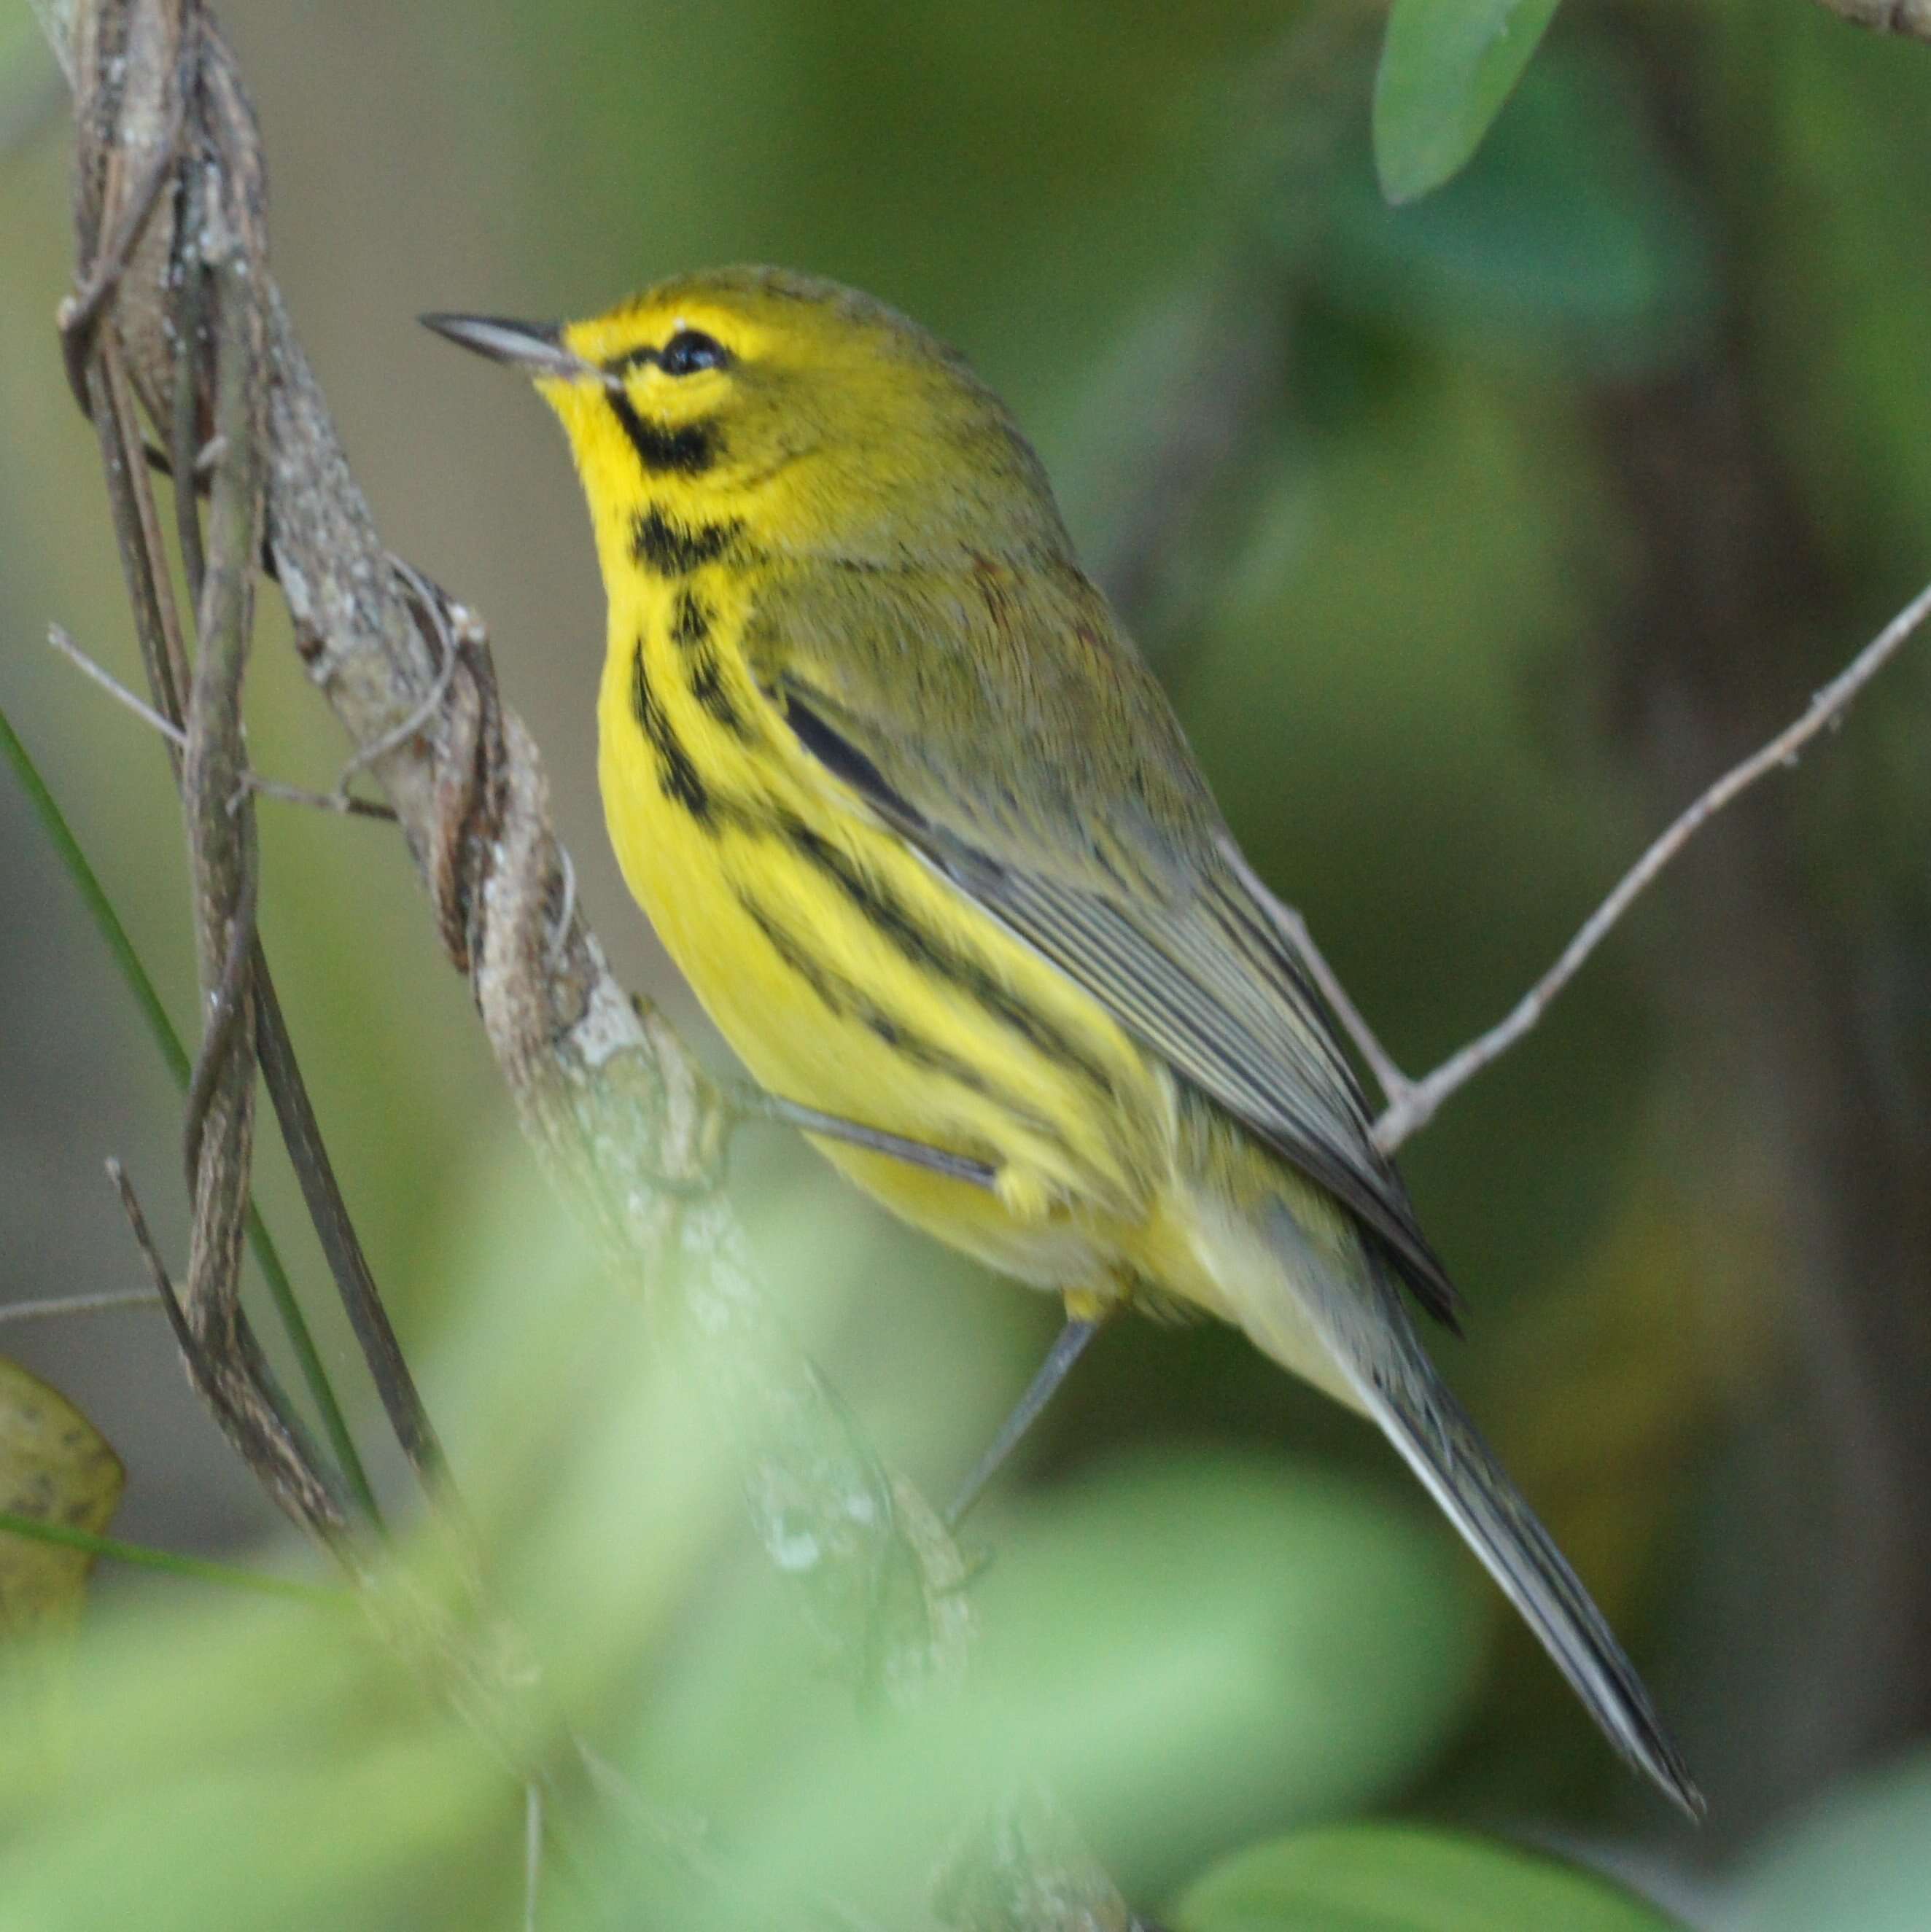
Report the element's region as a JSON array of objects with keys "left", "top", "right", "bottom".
[{"left": 425, "top": 268, "right": 1698, "bottom": 1815}]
